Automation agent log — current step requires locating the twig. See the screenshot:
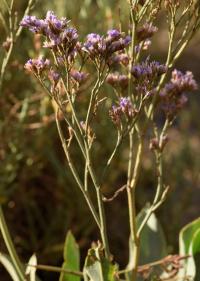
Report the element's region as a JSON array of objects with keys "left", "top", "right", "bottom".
[{"left": 102, "top": 185, "right": 127, "bottom": 202}]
